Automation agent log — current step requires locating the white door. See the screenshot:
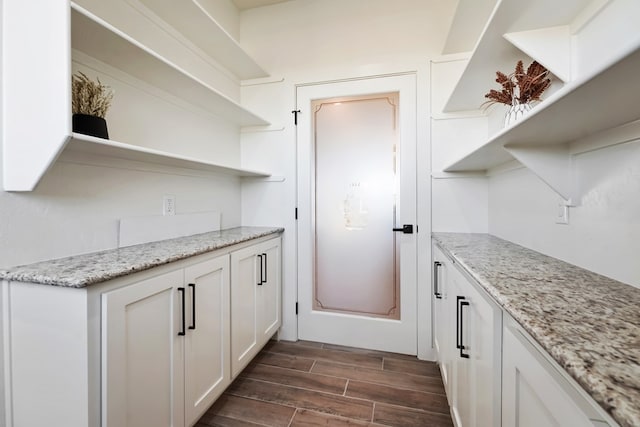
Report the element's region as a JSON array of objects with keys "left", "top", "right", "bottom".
[
  {"left": 101, "top": 269, "right": 185, "bottom": 427},
  {"left": 296, "top": 74, "right": 417, "bottom": 354},
  {"left": 184, "top": 256, "right": 231, "bottom": 426}
]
